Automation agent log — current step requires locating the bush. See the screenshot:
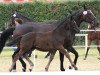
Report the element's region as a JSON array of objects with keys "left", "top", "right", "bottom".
[{"left": 0, "top": 1, "right": 100, "bottom": 30}]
